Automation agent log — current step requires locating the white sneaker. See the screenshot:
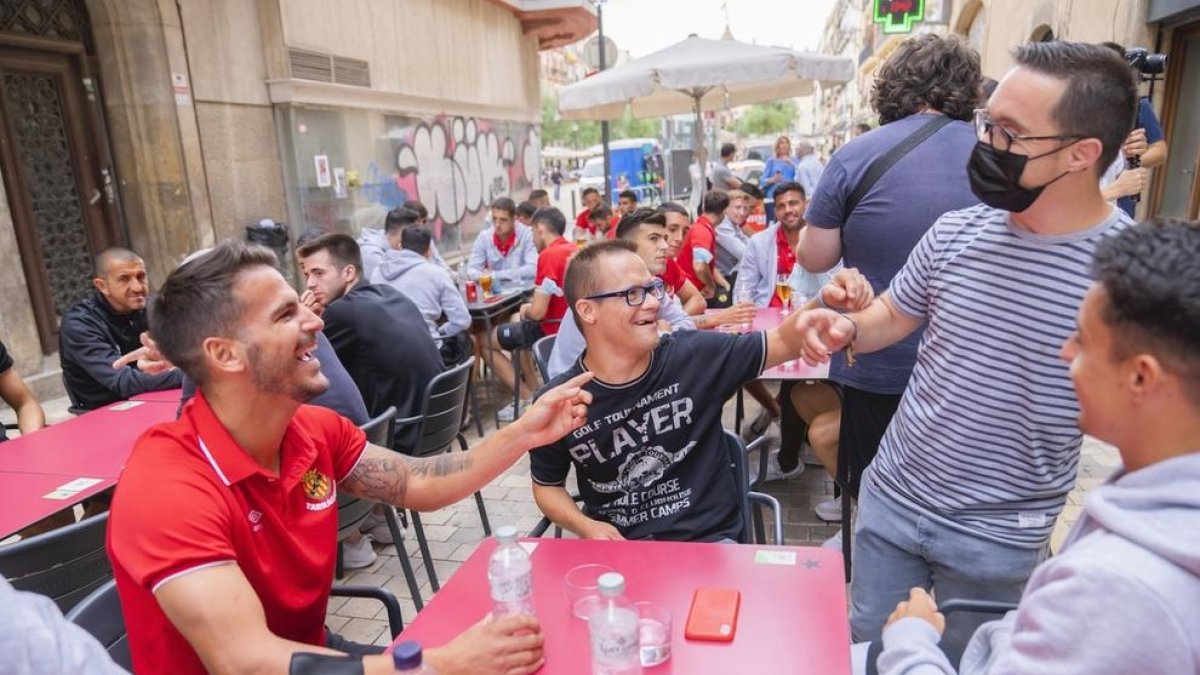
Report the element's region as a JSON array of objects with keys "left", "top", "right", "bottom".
[
  {"left": 361, "top": 508, "right": 398, "bottom": 544},
  {"left": 822, "top": 528, "right": 843, "bottom": 550},
  {"left": 815, "top": 498, "right": 842, "bottom": 523},
  {"left": 342, "top": 535, "right": 377, "bottom": 570},
  {"left": 497, "top": 400, "right": 530, "bottom": 423},
  {"left": 740, "top": 408, "right": 775, "bottom": 444},
  {"left": 762, "top": 448, "right": 805, "bottom": 482}
]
